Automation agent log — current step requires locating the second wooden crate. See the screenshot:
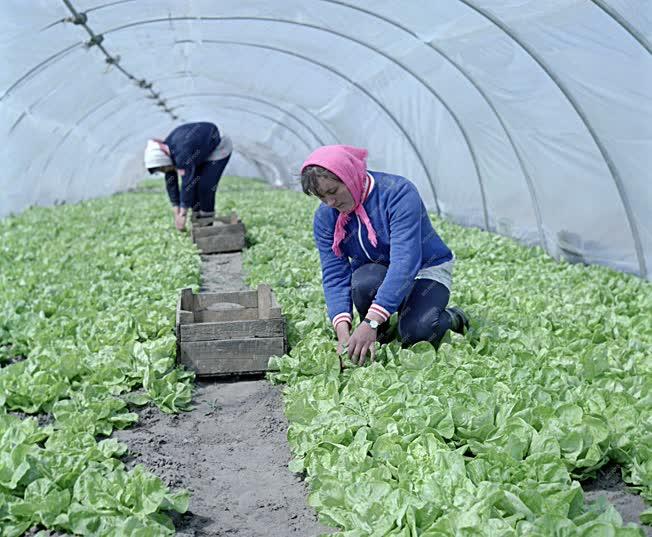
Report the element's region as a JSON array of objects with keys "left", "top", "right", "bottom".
[
  {"left": 190, "top": 212, "right": 245, "bottom": 254},
  {"left": 176, "top": 285, "right": 286, "bottom": 376}
]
